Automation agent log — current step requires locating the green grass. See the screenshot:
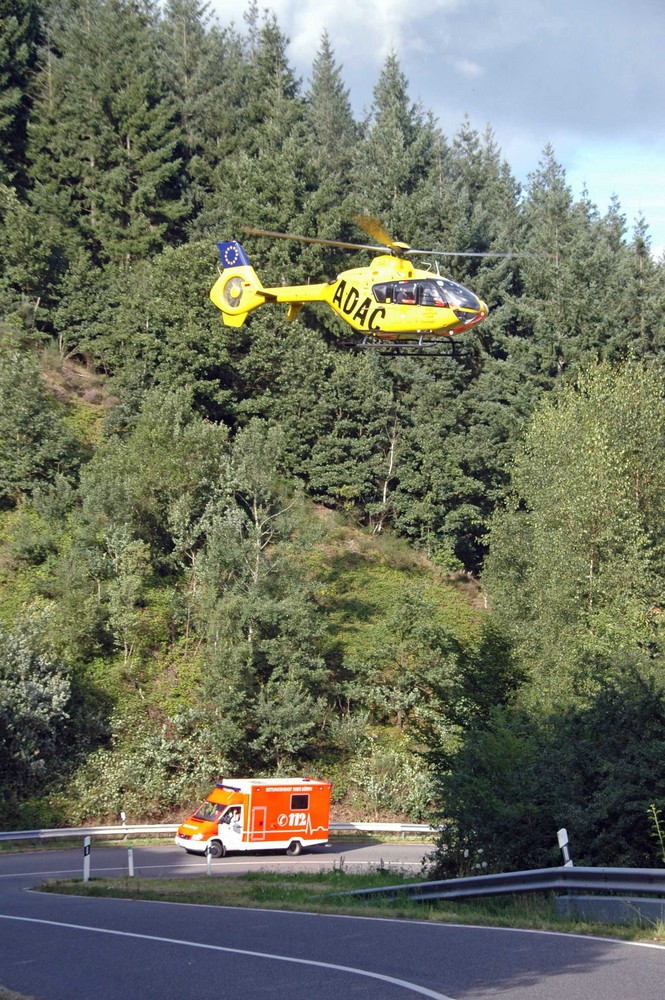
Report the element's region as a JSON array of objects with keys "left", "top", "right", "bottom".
[
  {"left": 305, "top": 521, "right": 482, "bottom": 664},
  {"left": 37, "top": 868, "right": 665, "bottom": 944},
  {"left": 0, "top": 988, "right": 38, "bottom": 1000}
]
